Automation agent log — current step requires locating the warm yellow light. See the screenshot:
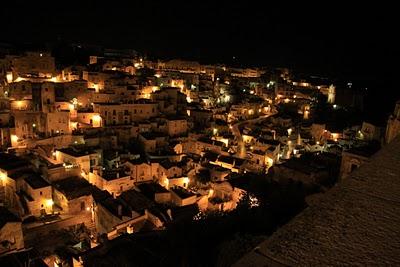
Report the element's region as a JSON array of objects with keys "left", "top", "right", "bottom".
[
  {"left": 93, "top": 114, "right": 101, "bottom": 122},
  {"left": 70, "top": 122, "right": 78, "bottom": 130},
  {"left": 163, "top": 178, "right": 169, "bottom": 189},
  {"left": 186, "top": 96, "right": 192, "bottom": 103},
  {"left": 16, "top": 101, "right": 23, "bottom": 108},
  {"left": 11, "top": 135, "right": 18, "bottom": 143},
  {"left": 248, "top": 109, "right": 254, "bottom": 115},
  {"left": 183, "top": 177, "right": 190, "bottom": 185},
  {"left": 208, "top": 189, "right": 214, "bottom": 197},
  {"left": 287, "top": 128, "right": 293, "bottom": 136},
  {"left": 331, "top": 133, "right": 339, "bottom": 139},
  {"left": 6, "top": 72, "right": 13, "bottom": 83},
  {"left": 213, "top": 128, "right": 218, "bottom": 135},
  {"left": 46, "top": 199, "right": 54, "bottom": 207}
]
